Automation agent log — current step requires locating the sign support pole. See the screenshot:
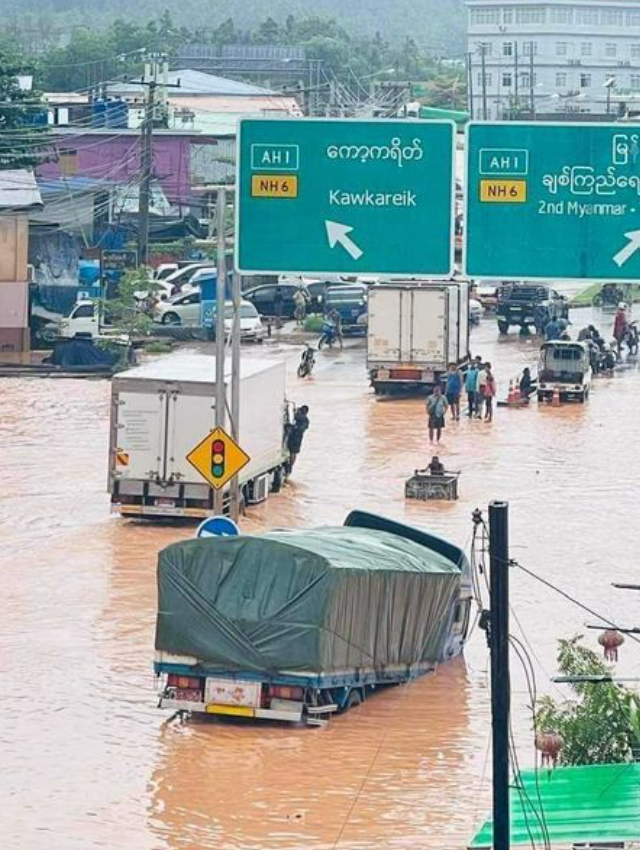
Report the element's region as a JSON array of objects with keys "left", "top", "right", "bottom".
[
  {"left": 229, "top": 268, "right": 242, "bottom": 522},
  {"left": 214, "top": 187, "right": 227, "bottom": 517},
  {"left": 489, "top": 501, "right": 510, "bottom": 850}
]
